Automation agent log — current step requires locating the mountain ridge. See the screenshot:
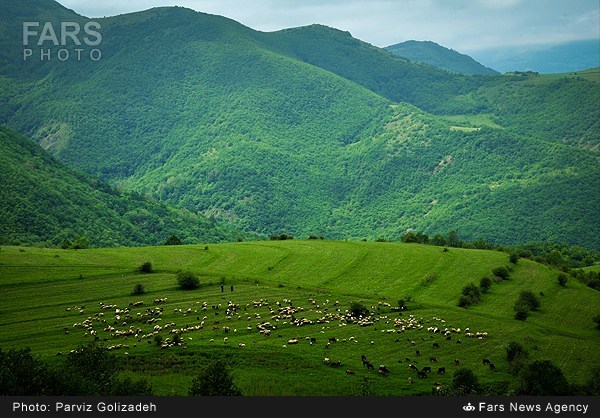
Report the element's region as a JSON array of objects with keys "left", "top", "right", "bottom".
[
  {"left": 385, "top": 40, "right": 500, "bottom": 75},
  {"left": 0, "top": 1, "right": 598, "bottom": 250}
]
